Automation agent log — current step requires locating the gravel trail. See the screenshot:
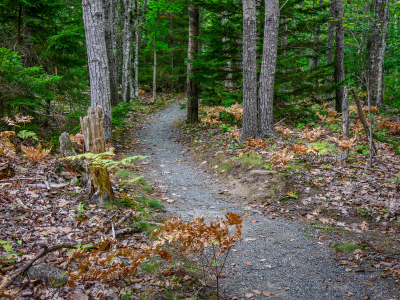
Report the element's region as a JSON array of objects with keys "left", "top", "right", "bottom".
[{"left": 135, "top": 103, "right": 397, "bottom": 300}]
